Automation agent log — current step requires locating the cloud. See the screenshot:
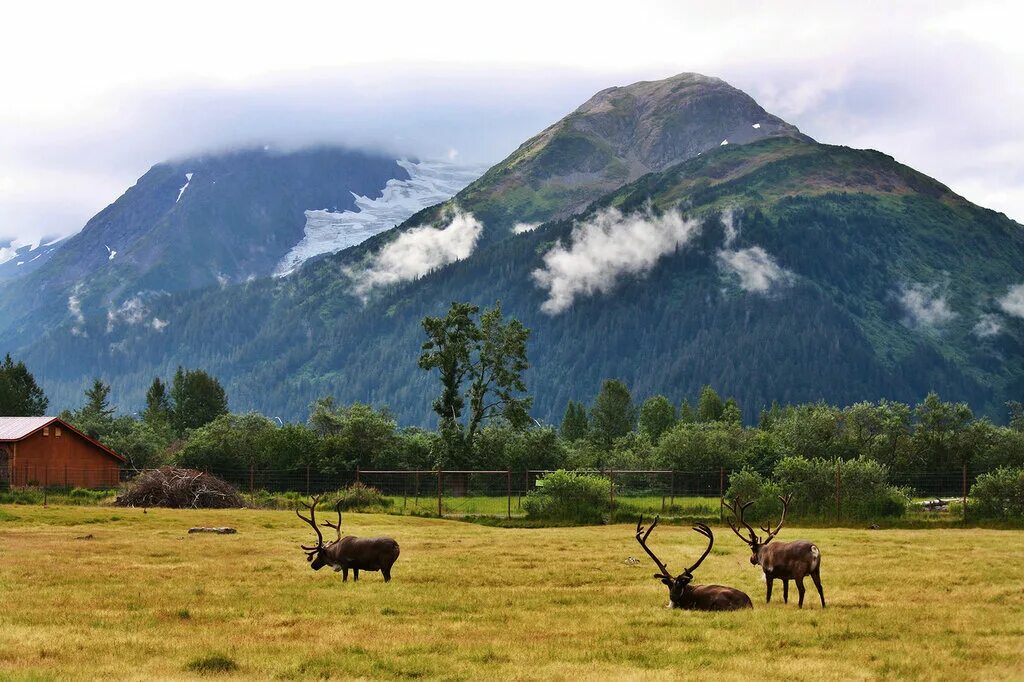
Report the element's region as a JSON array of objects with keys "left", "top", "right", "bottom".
[
  {"left": 532, "top": 207, "right": 701, "bottom": 314},
  {"left": 973, "top": 313, "right": 1002, "bottom": 338},
  {"left": 106, "top": 296, "right": 148, "bottom": 332},
  {"left": 350, "top": 209, "right": 483, "bottom": 298},
  {"left": 721, "top": 209, "right": 738, "bottom": 247},
  {"left": 67, "top": 286, "right": 86, "bottom": 336},
  {"left": 512, "top": 222, "right": 540, "bottom": 235},
  {"left": 999, "top": 283, "right": 1024, "bottom": 319},
  {"left": 716, "top": 246, "right": 794, "bottom": 293},
  {"left": 898, "top": 282, "right": 956, "bottom": 328},
  {"left": 151, "top": 317, "right": 168, "bottom": 331}
]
